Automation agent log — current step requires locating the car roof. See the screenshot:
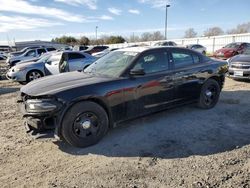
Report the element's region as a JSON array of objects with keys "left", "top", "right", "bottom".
[
  {"left": 117, "top": 46, "right": 190, "bottom": 53},
  {"left": 117, "top": 46, "right": 151, "bottom": 53}
]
